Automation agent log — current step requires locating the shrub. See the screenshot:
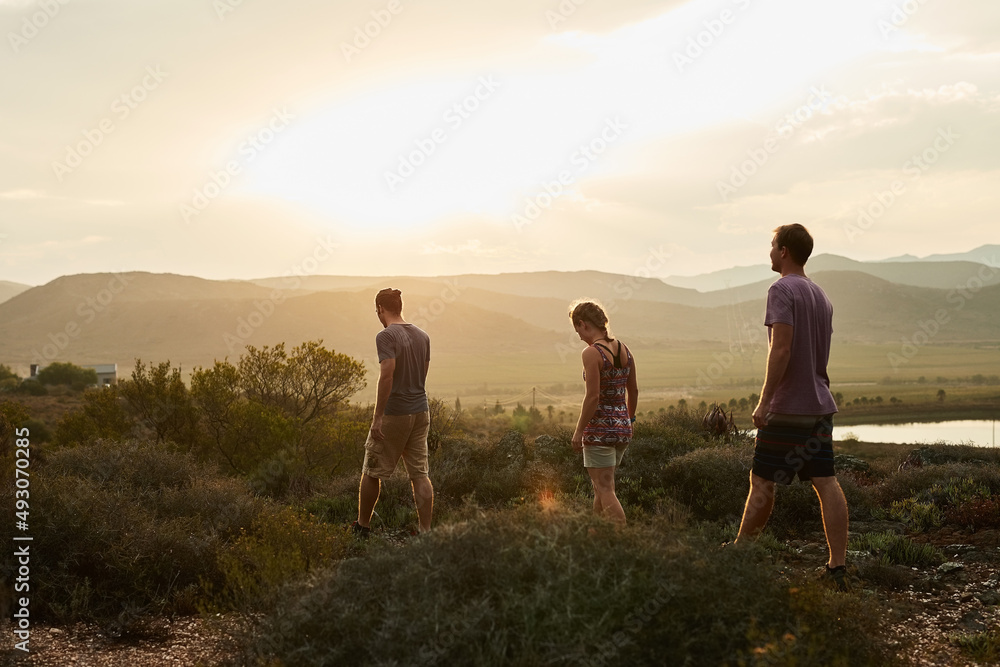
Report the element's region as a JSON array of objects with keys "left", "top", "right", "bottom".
[
  {"left": 872, "top": 463, "right": 1000, "bottom": 509},
  {"left": 849, "top": 531, "right": 944, "bottom": 567},
  {"left": 239, "top": 507, "right": 895, "bottom": 666},
  {"left": 36, "top": 362, "right": 98, "bottom": 389},
  {"left": 879, "top": 498, "right": 945, "bottom": 532},
  {"left": 950, "top": 628, "right": 1000, "bottom": 663},
  {"left": 212, "top": 504, "right": 352, "bottom": 612},
  {"left": 30, "top": 439, "right": 265, "bottom": 624},
  {"left": 660, "top": 442, "right": 753, "bottom": 522}
]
